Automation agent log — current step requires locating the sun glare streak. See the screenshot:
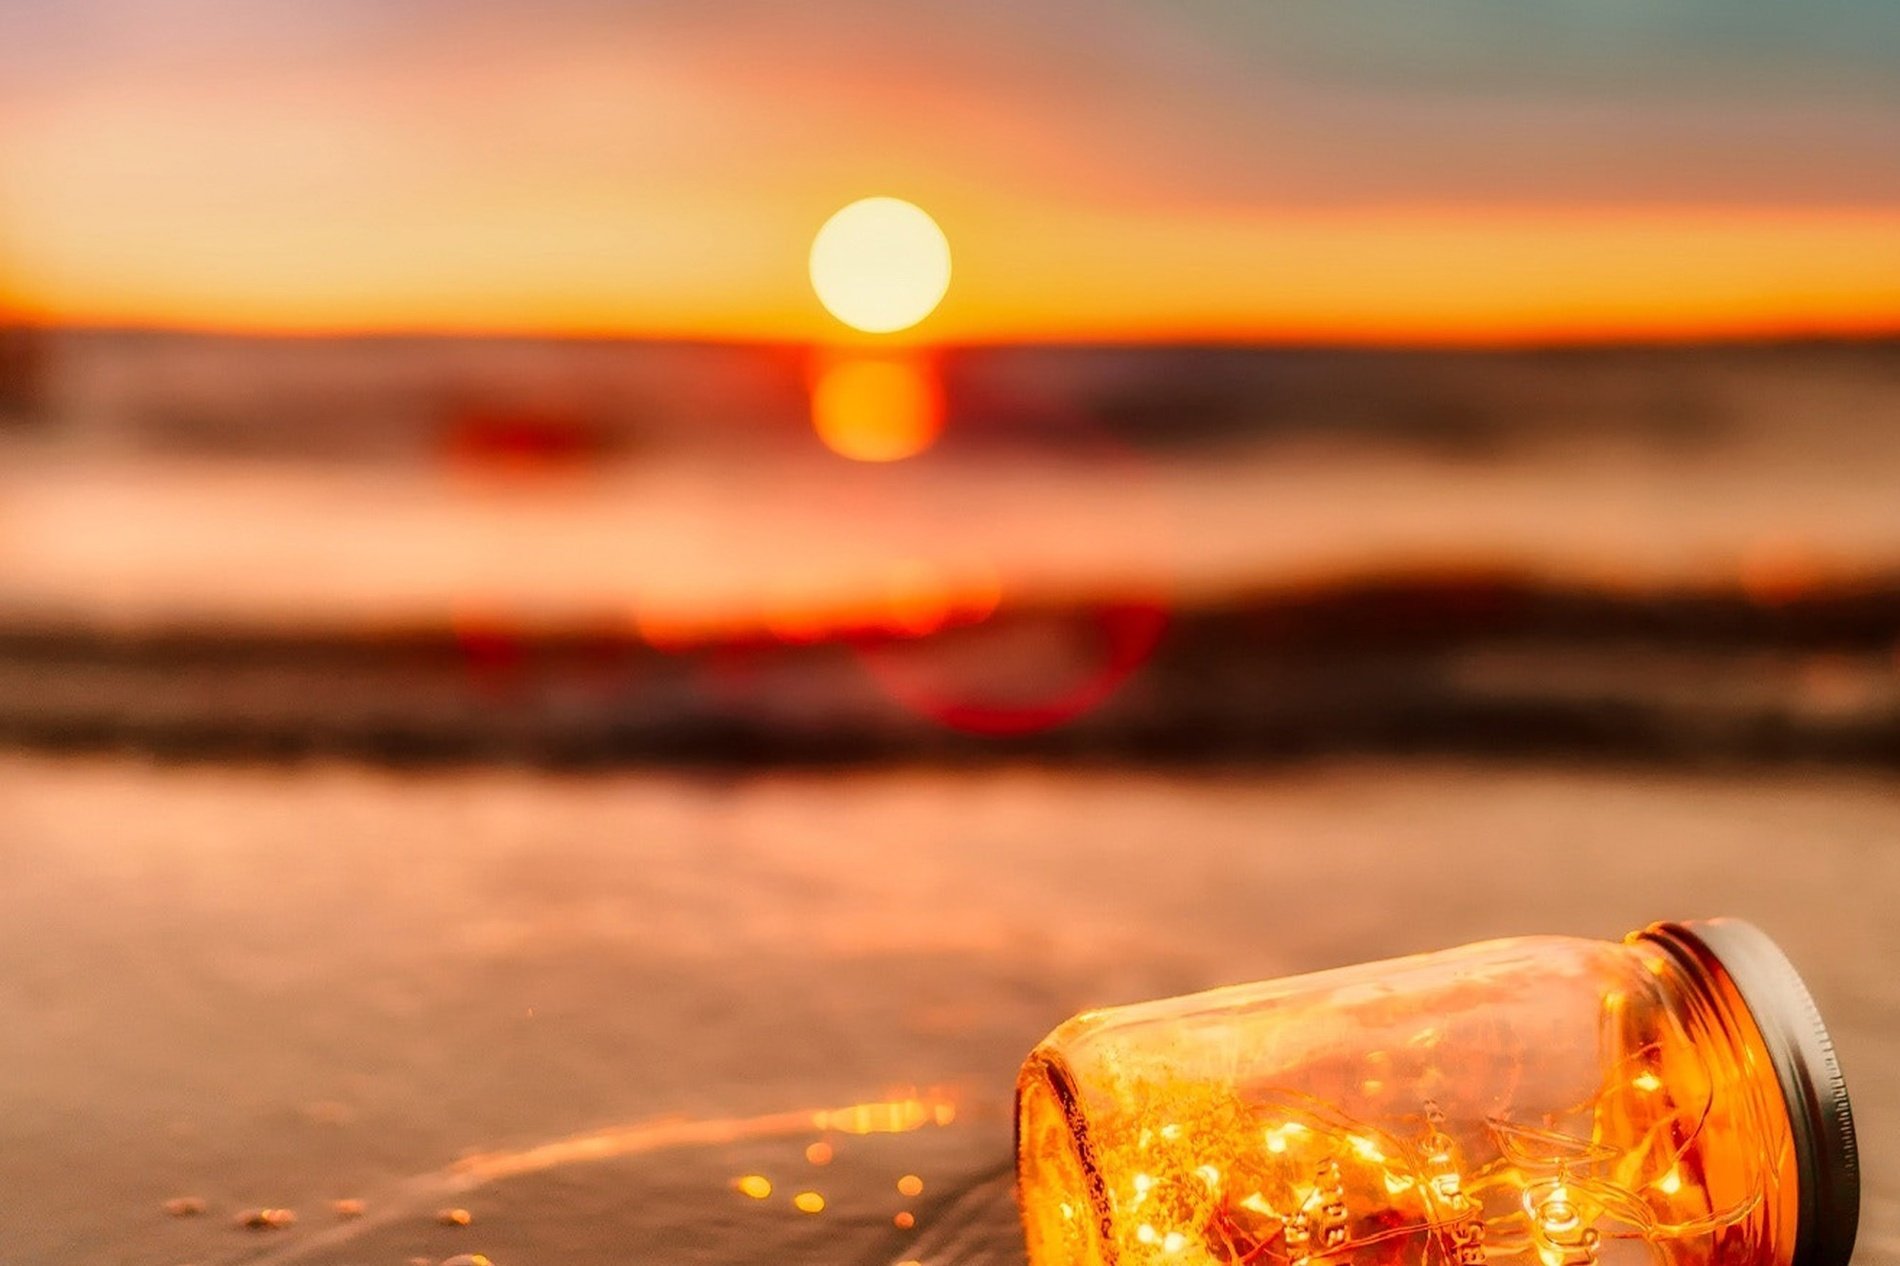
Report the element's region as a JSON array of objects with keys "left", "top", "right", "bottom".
[
  {"left": 219, "top": 1091, "right": 959, "bottom": 1266},
  {"left": 810, "top": 197, "right": 951, "bottom": 334}
]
